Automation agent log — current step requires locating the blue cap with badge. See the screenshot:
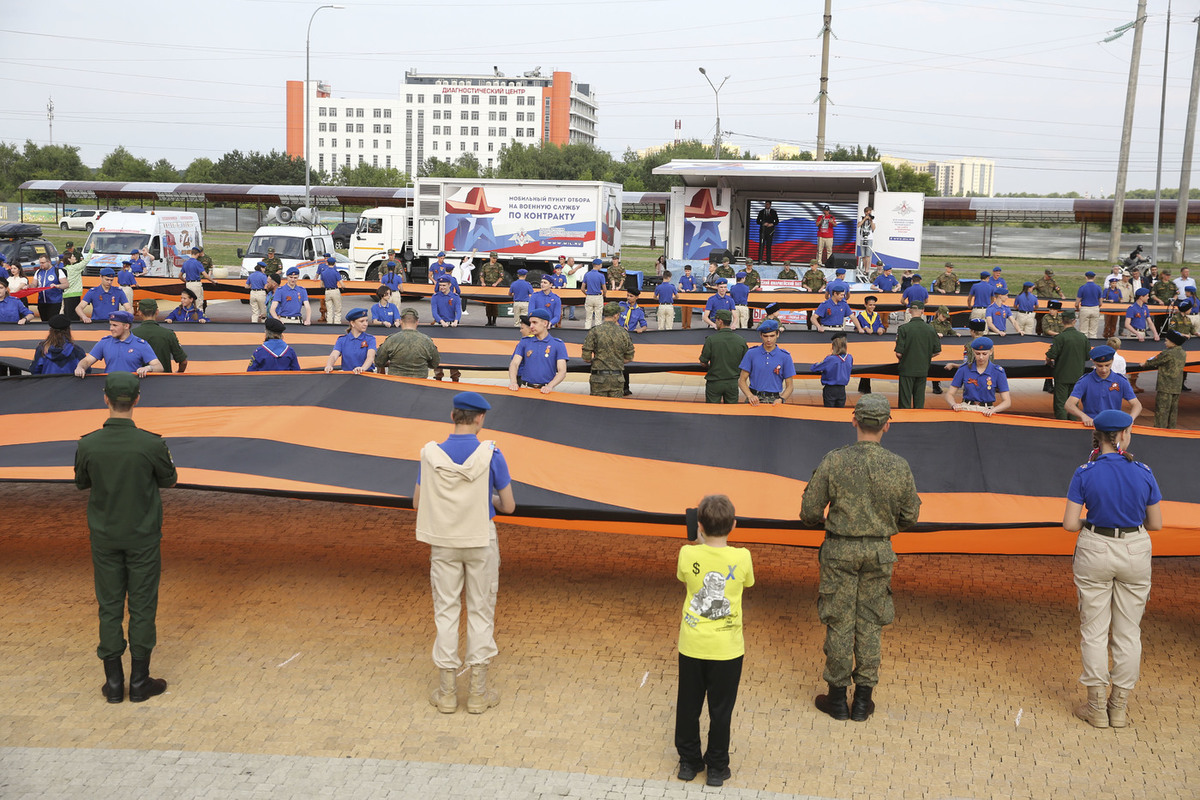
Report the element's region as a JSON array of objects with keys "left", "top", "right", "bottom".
[
  {"left": 453, "top": 391, "right": 491, "bottom": 411},
  {"left": 345, "top": 308, "right": 368, "bottom": 322},
  {"left": 1092, "top": 408, "right": 1133, "bottom": 432},
  {"left": 970, "top": 336, "right": 994, "bottom": 350},
  {"left": 99, "top": 267, "right": 116, "bottom": 277},
  {"left": 757, "top": 319, "right": 779, "bottom": 333},
  {"left": 1089, "top": 345, "right": 1116, "bottom": 362}
]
